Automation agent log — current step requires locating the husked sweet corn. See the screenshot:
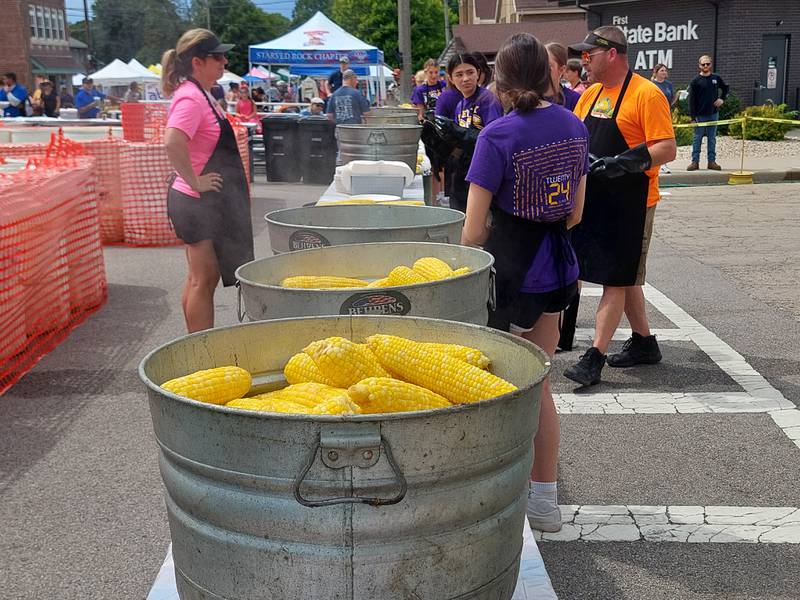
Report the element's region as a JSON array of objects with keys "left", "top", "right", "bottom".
[
  {"left": 419, "top": 342, "right": 491, "bottom": 370},
  {"left": 449, "top": 267, "right": 471, "bottom": 278},
  {"left": 311, "top": 395, "right": 362, "bottom": 415},
  {"left": 273, "top": 382, "right": 350, "bottom": 408},
  {"left": 348, "top": 377, "right": 451, "bottom": 413},
  {"left": 412, "top": 257, "right": 453, "bottom": 281},
  {"left": 280, "top": 276, "right": 369, "bottom": 289},
  {"left": 366, "top": 334, "right": 517, "bottom": 404},
  {"left": 161, "top": 366, "right": 251, "bottom": 405},
  {"left": 366, "top": 277, "right": 391, "bottom": 288},
  {"left": 227, "top": 394, "right": 314, "bottom": 414},
  {"left": 284, "top": 352, "right": 336, "bottom": 386},
  {"left": 386, "top": 266, "right": 427, "bottom": 286},
  {"left": 303, "top": 337, "right": 389, "bottom": 388}
]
